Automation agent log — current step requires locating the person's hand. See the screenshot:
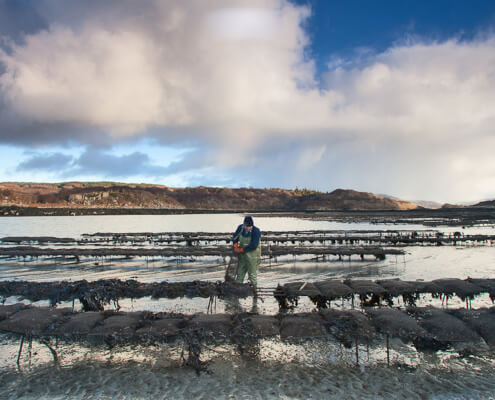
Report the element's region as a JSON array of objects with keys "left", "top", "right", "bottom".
[
  {"left": 233, "top": 242, "right": 239, "bottom": 248},
  {"left": 234, "top": 247, "right": 244, "bottom": 254}
]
